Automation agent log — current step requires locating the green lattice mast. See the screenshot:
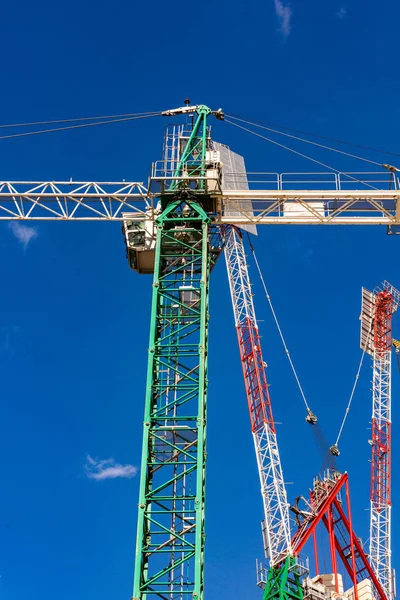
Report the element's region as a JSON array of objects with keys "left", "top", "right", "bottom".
[{"left": 132, "top": 104, "right": 223, "bottom": 600}]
